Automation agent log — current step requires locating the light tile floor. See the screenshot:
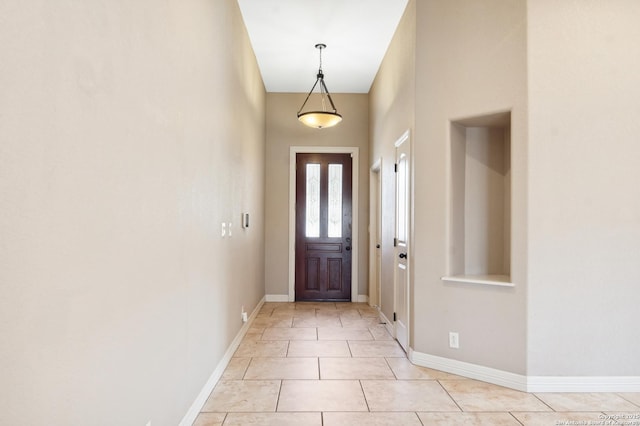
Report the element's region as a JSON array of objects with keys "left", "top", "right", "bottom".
[{"left": 194, "top": 302, "right": 640, "bottom": 425}]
